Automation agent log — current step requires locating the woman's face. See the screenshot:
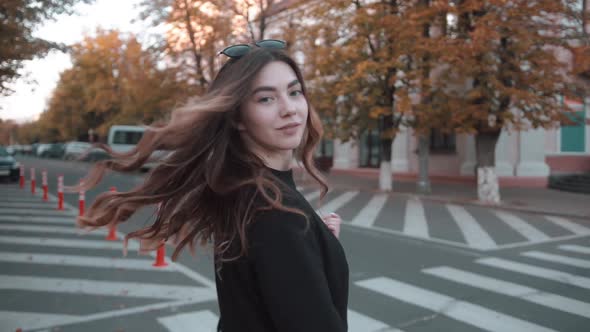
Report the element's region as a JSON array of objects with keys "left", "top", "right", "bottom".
[{"left": 238, "top": 61, "right": 309, "bottom": 163}]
